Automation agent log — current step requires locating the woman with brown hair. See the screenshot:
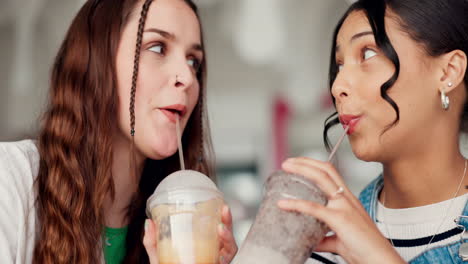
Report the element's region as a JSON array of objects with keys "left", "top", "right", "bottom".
[{"left": 0, "top": 0, "right": 237, "bottom": 263}]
